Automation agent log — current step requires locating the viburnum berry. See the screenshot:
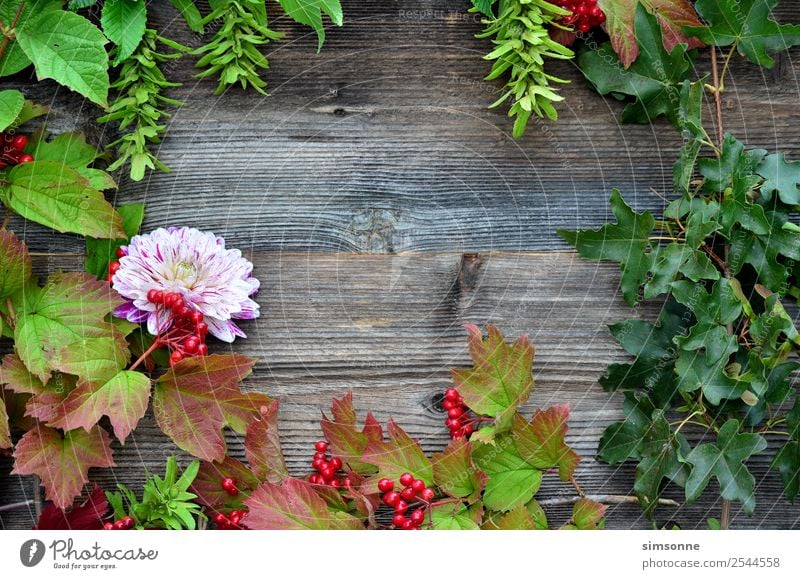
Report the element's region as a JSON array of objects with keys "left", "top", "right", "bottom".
[
  {"left": 400, "top": 487, "right": 416, "bottom": 501},
  {"left": 315, "top": 440, "right": 328, "bottom": 452},
  {"left": 410, "top": 509, "right": 425, "bottom": 525},
  {"left": 395, "top": 500, "right": 409, "bottom": 514},
  {"left": 377, "top": 478, "right": 394, "bottom": 493},
  {"left": 399, "top": 472, "right": 414, "bottom": 487},
  {"left": 411, "top": 479, "right": 426, "bottom": 493},
  {"left": 0, "top": 131, "right": 34, "bottom": 169},
  {"left": 383, "top": 491, "right": 401, "bottom": 507},
  {"left": 393, "top": 514, "right": 407, "bottom": 527},
  {"left": 551, "top": 0, "right": 606, "bottom": 34},
  {"left": 112, "top": 520, "right": 127, "bottom": 530},
  {"left": 421, "top": 487, "right": 435, "bottom": 501},
  {"left": 441, "top": 388, "right": 473, "bottom": 439},
  {"left": 221, "top": 477, "right": 239, "bottom": 496},
  {"left": 140, "top": 289, "right": 210, "bottom": 365},
  {"left": 103, "top": 522, "right": 113, "bottom": 530}
]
